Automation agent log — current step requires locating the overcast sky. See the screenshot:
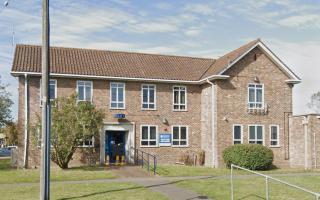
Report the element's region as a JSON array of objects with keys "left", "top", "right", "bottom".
[{"left": 0, "top": 0, "right": 319, "bottom": 120}]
